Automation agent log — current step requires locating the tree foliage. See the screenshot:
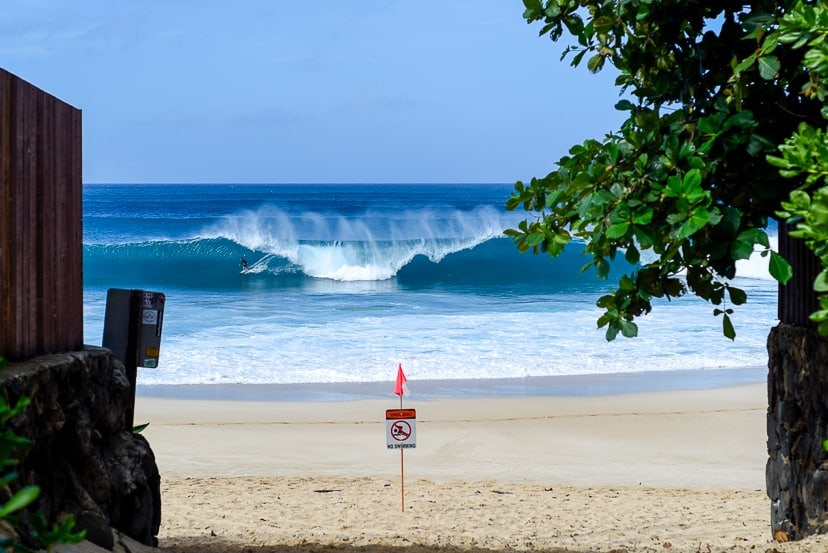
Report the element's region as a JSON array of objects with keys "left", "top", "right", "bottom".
[
  {"left": 772, "top": 3, "right": 828, "bottom": 334},
  {"left": 507, "top": 0, "right": 828, "bottom": 340}
]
